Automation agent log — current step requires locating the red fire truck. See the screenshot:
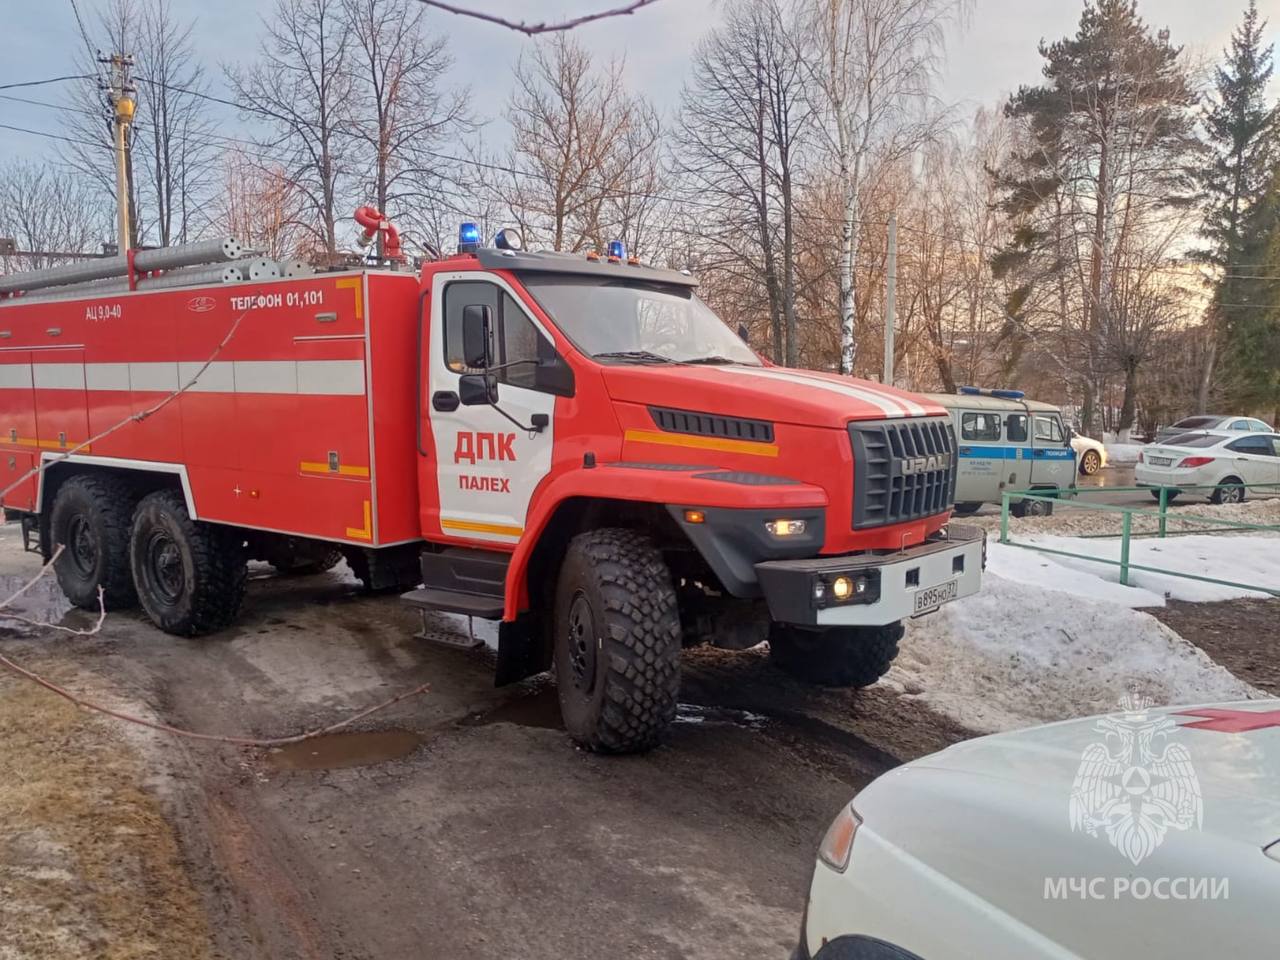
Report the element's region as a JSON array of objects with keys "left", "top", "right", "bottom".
[{"left": 0, "top": 220, "right": 982, "bottom": 752}]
